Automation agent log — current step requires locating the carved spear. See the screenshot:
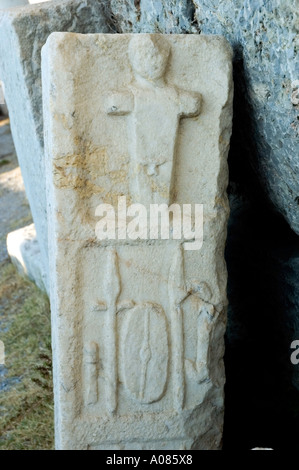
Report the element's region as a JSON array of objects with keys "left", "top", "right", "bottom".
[
  {"left": 105, "top": 249, "right": 121, "bottom": 414},
  {"left": 168, "top": 244, "right": 188, "bottom": 411}
]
